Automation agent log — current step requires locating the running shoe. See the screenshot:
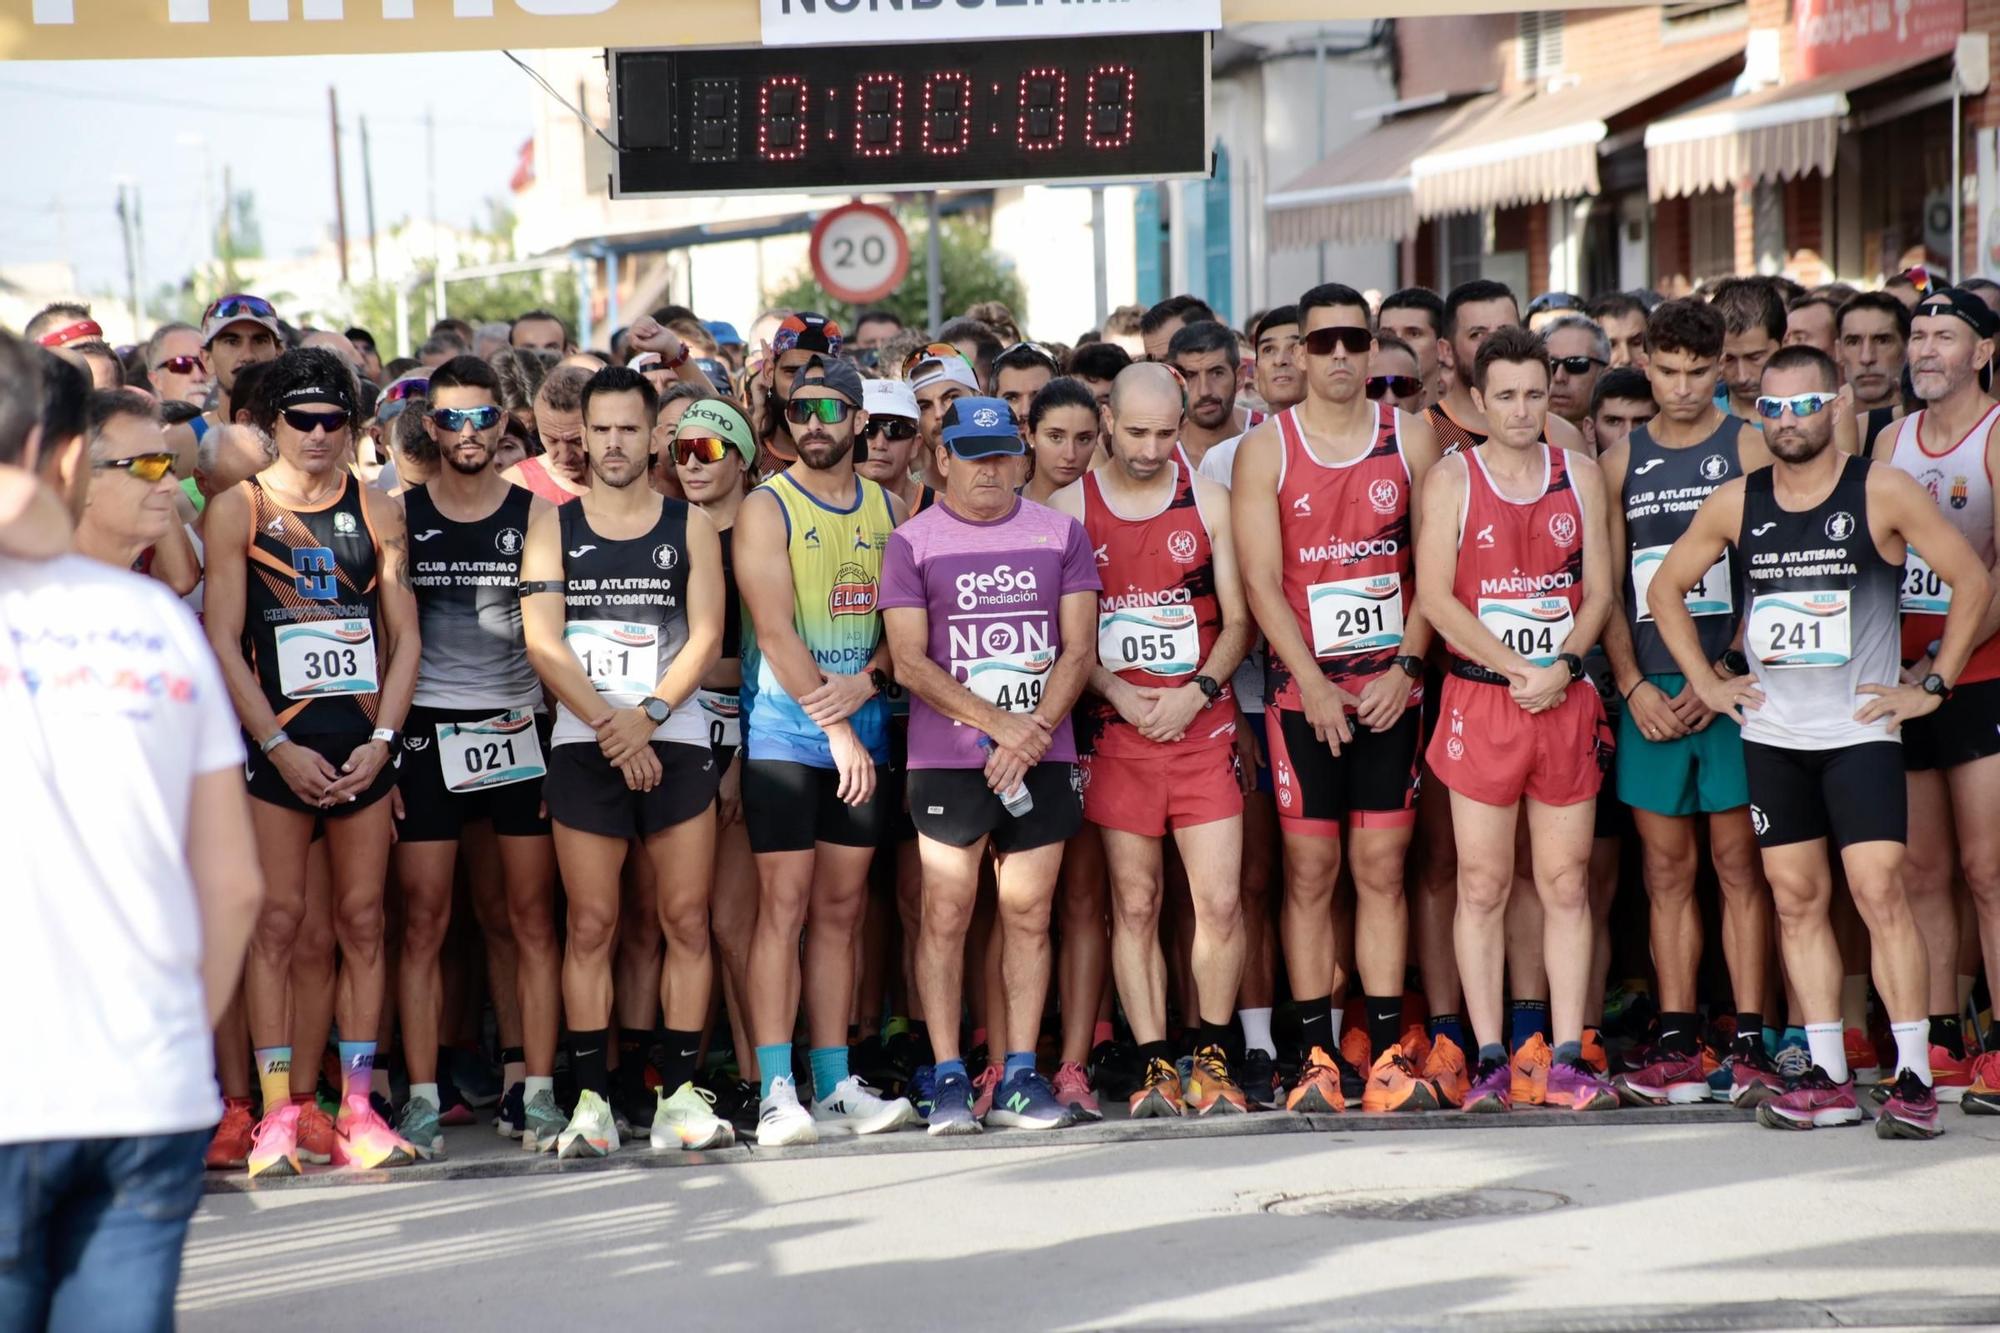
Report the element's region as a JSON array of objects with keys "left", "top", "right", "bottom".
[
  {"left": 1773, "top": 1036, "right": 1812, "bottom": 1084},
  {"left": 651, "top": 1082, "right": 736, "bottom": 1150},
  {"left": 756, "top": 1075, "right": 818, "bottom": 1147},
  {"left": 521, "top": 1087, "right": 566, "bottom": 1152},
  {"left": 1398, "top": 1023, "right": 1432, "bottom": 1073},
  {"left": 1874, "top": 1069, "right": 1943, "bottom": 1140},
  {"left": 1462, "top": 1055, "right": 1512, "bottom": 1114},
  {"left": 556, "top": 1088, "right": 622, "bottom": 1159},
  {"left": 1926, "top": 1046, "right": 1975, "bottom": 1103},
  {"left": 206, "top": 1098, "right": 255, "bottom": 1171},
  {"left": 971, "top": 1064, "right": 1002, "bottom": 1122},
  {"left": 882, "top": 1029, "right": 927, "bottom": 1086},
  {"left": 986, "top": 1069, "right": 1073, "bottom": 1129},
  {"left": 1129, "top": 1056, "right": 1186, "bottom": 1118},
  {"left": 1579, "top": 1027, "right": 1608, "bottom": 1077},
  {"left": 1283, "top": 1046, "right": 1345, "bottom": 1114},
  {"left": 1089, "top": 1038, "right": 1143, "bottom": 1101},
  {"left": 1337, "top": 1028, "right": 1370, "bottom": 1100},
  {"left": 246, "top": 1102, "right": 302, "bottom": 1179},
  {"left": 610, "top": 1071, "right": 656, "bottom": 1139},
  {"left": 1613, "top": 1049, "right": 1708, "bottom": 1107},
  {"left": 1962, "top": 1052, "right": 2000, "bottom": 1115},
  {"left": 812, "top": 1075, "right": 920, "bottom": 1136},
  {"left": 1510, "top": 1034, "right": 1551, "bottom": 1107},
  {"left": 392, "top": 1094, "right": 445, "bottom": 1159},
  {"left": 1727, "top": 1046, "right": 1787, "bottom": 1108},
  {"left": 1237, "top": 1048, "right": 1281, "bottom": 1111},
  {"left": 495, "top": 1082, "right": 525, "bottom": 1137},
  {"left": 708, "top": 1076, "right": 762, "bottom": 1138},
  {"left": 1053, "top": 1061, "right": 1103, "bottom": 1121},
  {"left": 908, "top": 1064, "right": 939, "bottom": 1121},
  {"left": 334, "top": 1093, "right": 420, "bottom": 1168},
  {"left": 437, "top": 1086, "right": 477, "bottom": 1128},
  {"left": 925, "top": 1068, "right": 981, "bottom": 1137},
  {"left": 1845, "top": 1027, "right": 1881, "bottom": 1084},
  {"left": 1422, "top": 1034, "right": 1470, "bottom": 1108},
  {"left": 1361, "top": 1044, "right": 1441, "bottom": 1113},
  {"left": 1546, "top": 1057, "right": 1620, "bottom": 1112},
  {"left": 293, "top": 1096, "right": 335, "bottom": 1166},
  {"left": 1755, "top": 1066, "right": 1861, "bottom": 1130},
  {"left": 1185, "top": 1044, "right": 1248, "bottom": 1116}
]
